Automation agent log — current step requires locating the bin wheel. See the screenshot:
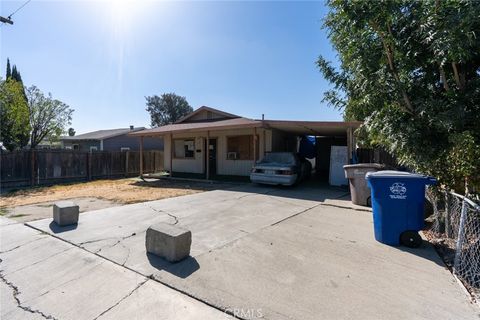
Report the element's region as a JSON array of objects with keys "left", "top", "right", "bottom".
[{"left": 400, "top": 231, "right": 422, "bottom": 248}]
